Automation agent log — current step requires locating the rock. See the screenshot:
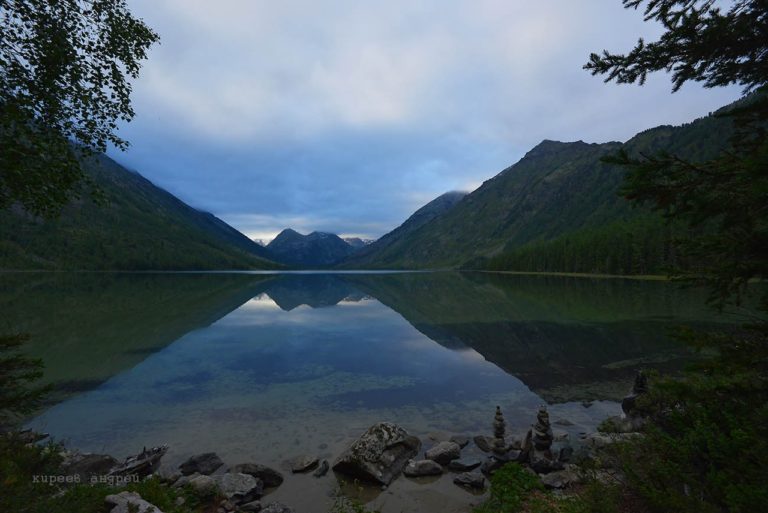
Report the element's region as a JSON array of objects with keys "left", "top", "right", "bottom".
[
  {"left": 447, "top": 458, "right": 482, "bottom": 472},
  {"left": 111, "top": 446, "right": 168, "bottom": 478},
  {"left": 453, "top": 472, "right": 485, "bottom": 490},
  {"left": 154, "top": 467, "right": 181, "bottom": 484},
  {"left": 473, "top": 435, "right": 494, "bottom": 453},
  {"left": 189, "top": 475, "right": 217, "bottom": 495},
  {"left": 554, "top": 419, "right": 574, "bottom": 427},
  {"left": 425, "top": 441, "right": 461, "bottom": 465},
  {"left": 290, "top": 455, "right": 319, "bottom": 473},
  {"left": 241, "top": 501, "right": 262, "bottom": 512},
  {"left": 621, "top": 371, "right": 649, "bottom": 417},
  {"left": 492, "top": 406, "right": 507, "bottom": 455},
  {"left": 179, "top": 452, "right": 224, "bottom": 476},
  {"left": 479, "top": 451, "right": 521, "bottom": 476},
  {"left": 174, "top": 496, "right": 186, "bottom": 506},
  {"left": 554, "top": 431, "right": 569, "bottom": 442},
  {"left": 427, "top": 431, "right": 451, "bottom": 442},
  {"left": 313, "top": 460, "right": 329, "bottom": 477},
  {"left": 215, "top": 473, "right": 263, "bottom": 504},
  {"left": 105, "top": 491, "right": 164, "bottom": 513},
  {"left": 540, "top": 468, "right": 581, "bottom": 489},
  {"left": 449, "top": 435, "right": 470, "bottom": 449},
  {"left": 332, "top": 422, "right": 421, "bottom": 486},
  {"left": 62, "top": 453, "right": 118, "bottom": 482},
  {"left": 228, "top": 464, "right": 284, "bottom": 487},
  {"left": 558, "top": 446, "right": 574, "bottom": 463},
  {"left": 261, "top": 503, "right": 294, "bottom": 513},
  {"left": 172, "top": 474, "right": 196, "bottom": 488},
  {"left": 529, "top": 449, "right": 563, "bottom": 474},
  {"left": 403, "top": 459, "right": 443, "bottom": 477}
]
